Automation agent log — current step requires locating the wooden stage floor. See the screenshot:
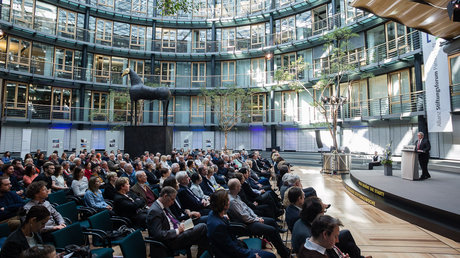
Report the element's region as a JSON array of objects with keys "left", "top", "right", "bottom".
[{"left": 296, "top": 166, "right": 460, "bottom": 258}]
